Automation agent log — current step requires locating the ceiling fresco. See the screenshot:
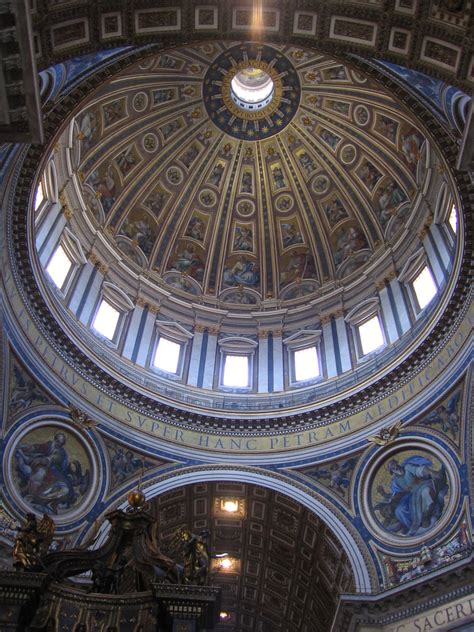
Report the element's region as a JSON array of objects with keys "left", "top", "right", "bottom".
[{"left": 74, "top": 41, "right": 423, "bottom": 307}]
